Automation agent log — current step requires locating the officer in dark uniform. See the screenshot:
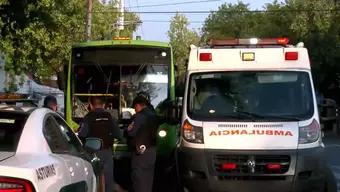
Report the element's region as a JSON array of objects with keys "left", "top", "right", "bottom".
[
  {"left": 43, "top": 95, "right": 58, "bottom": 112},
  {"left": 126, "top": 94, "right": 158, "bottom": 192},
  {"left": 78, "top": 96, "right": 121, "bottom": 192}
]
